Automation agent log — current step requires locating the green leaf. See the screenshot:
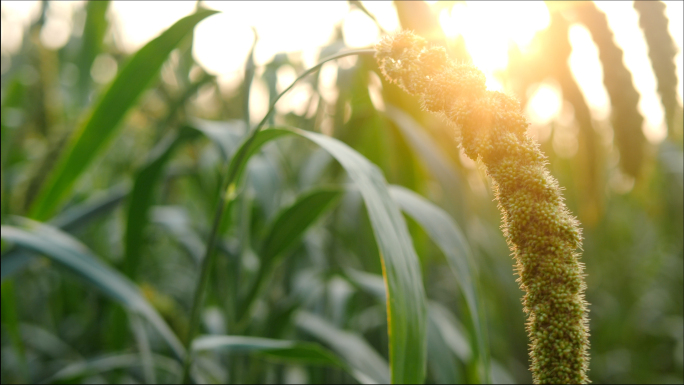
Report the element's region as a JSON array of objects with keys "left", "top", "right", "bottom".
[
  {"left": 189, "top": 118, "right": 246, "bottom": 161},
  {"left": 1, "top": 282, "right": 28, "bottom": 382},
  {"left": 77, "top": 0, "right": 110, "bottom": 106},
  {"left": 238, "top": 187, "right": 343, "bottom": 323},
  {"left": 19, "top": 324, "right": 80, "bottom": 359},
  {"left": 388, "top": 185, "right": 490, "bottom": 383},
  {"left": 296, "top": 311, "right": 390, "bottom": 384},
  {"left": 45, "top": 353, "right": 181, "bottom": 383},
  {"left": 1, "top": 184, "right": 130, "bottom": 282},
  {"left": 427, "top": 308, "right": 462, "bottom": 384},
  {"left": 0, "top": 219, "right": 185, "bottom": 362},
  {"left": 192, "top": 335, "right": 345, "bottom": 368},
  {"left": 429, "top": 302, "right": 472, "bottom": 363},
  {"left": 51, "top": 183, "right": 130, "bottom": 231},
  {"left": 227, "top": 129, "right": 292, "bottom": 188},
  {"left": 384, "top": 105, "right": 465, "bottom": 218},
  {"left": 123, "top": 128, "right": 198, "bottom": 277},
  {"left": 261, "top": 188, "right": 342, "bottom": 261},
  {"left": 289, "top": 129, "right": 427, "bottom": 384},
  {"left": 29, "top": 9, "right": 218, "bottom": 220},
  {"left": 196, "top": 125, "right": 427, "bottom": 383},
  {"left": 344, "top": 271, "right": 471, "bottom": 383},
  {"left": 151, "top": 206, "right": 206, "bottom": 264}
]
